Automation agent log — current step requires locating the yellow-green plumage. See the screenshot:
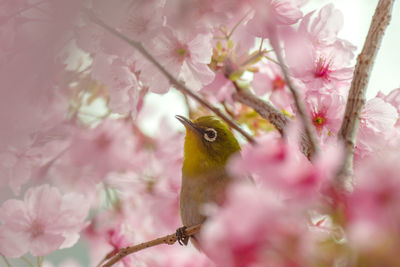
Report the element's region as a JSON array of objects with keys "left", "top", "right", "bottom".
[{"left": 176, "top": 115, "right": 240, "bottom": 244}]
